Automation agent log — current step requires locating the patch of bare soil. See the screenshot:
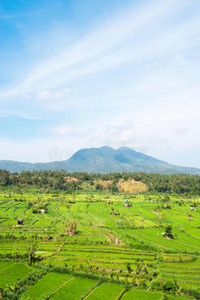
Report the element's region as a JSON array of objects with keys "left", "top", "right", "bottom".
[
  {"left": 117, "top": 179, "right": 147, "bottom": 193},
  {"left": 65, "top": 177, "right": 78, "bottom": 182}
]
